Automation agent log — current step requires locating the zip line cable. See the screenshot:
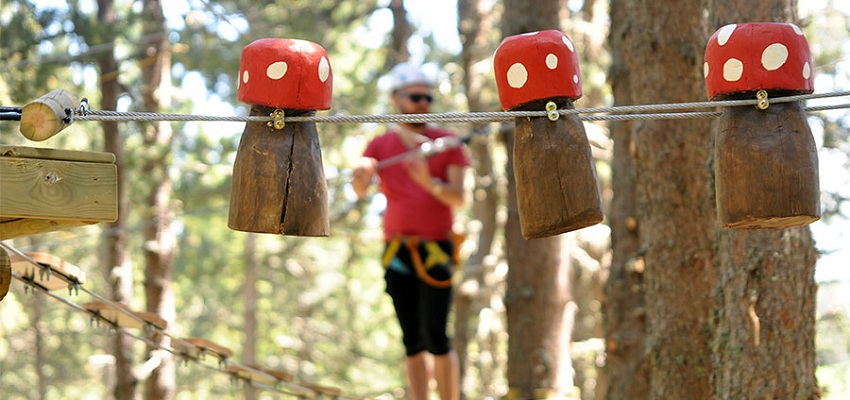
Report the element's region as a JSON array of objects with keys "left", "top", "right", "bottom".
[{"left": 0, "top": 241, "right": 345, "bottom": 399}]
